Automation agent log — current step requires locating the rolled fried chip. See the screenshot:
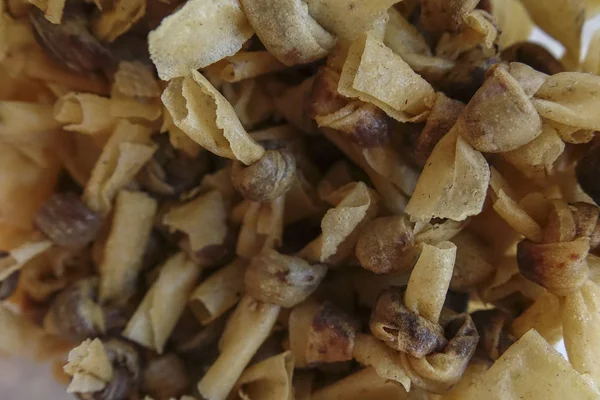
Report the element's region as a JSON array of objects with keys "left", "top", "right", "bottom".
[
  {"left": 338, "top": 33, "right": 435, "bottom": 122},
  {"left": 533, "top": 72, "right": 600, "bottom": 132},
  {"left": 435, "top": 10, "right": 498, "bottom": 60},
  {"left": 240, "top": 0, "right": 336, "bottom": 66},
  {"left": 123, "top": 253, "right": 201, "bottom": 353},
  {"left": 83, "top": 120, "right": 156, "bottom": 215},
  {"left": 236, "top": 196, "right": 285, "bottom": 259},
  {"left": 461, "top": 330, "right": 599, "bottom": 399},
  {"left": 148, "top": 0, "right": 254, "bottom": 80},
  {"left": 189, "top": 259, "right": 246, "bottom": 325},
  {"left": 231, "top": 351, "right": 294, "bottom": 400},
  {"left": 383, "top": 7, "right": 431, "bottom": 58},
  {"left": 512, "top": 292, "right": 562, "bottom": 343},
  {"left": 113, "top": 61, "right": 161, "bottom": 99},
  {"left": 99, "top": 190, "right": 157, "bottom": 305},
  {"left": 198, "top": 296, "right": 280, "bottom": 400},
  {"left": 405, "top": 128, "right": 490, "bottom": 222},
  {"left": 420, "top": 0, "right": 479, "bottom": 33},
  {"left": 53, "top": 93, "right": 116, "bottom": 136},
  {"left": 404, "top": 242, "right": 457, "bottom": 323},
  {"left": 162, "top": 70, "right": 265, "bottom": 165}
]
